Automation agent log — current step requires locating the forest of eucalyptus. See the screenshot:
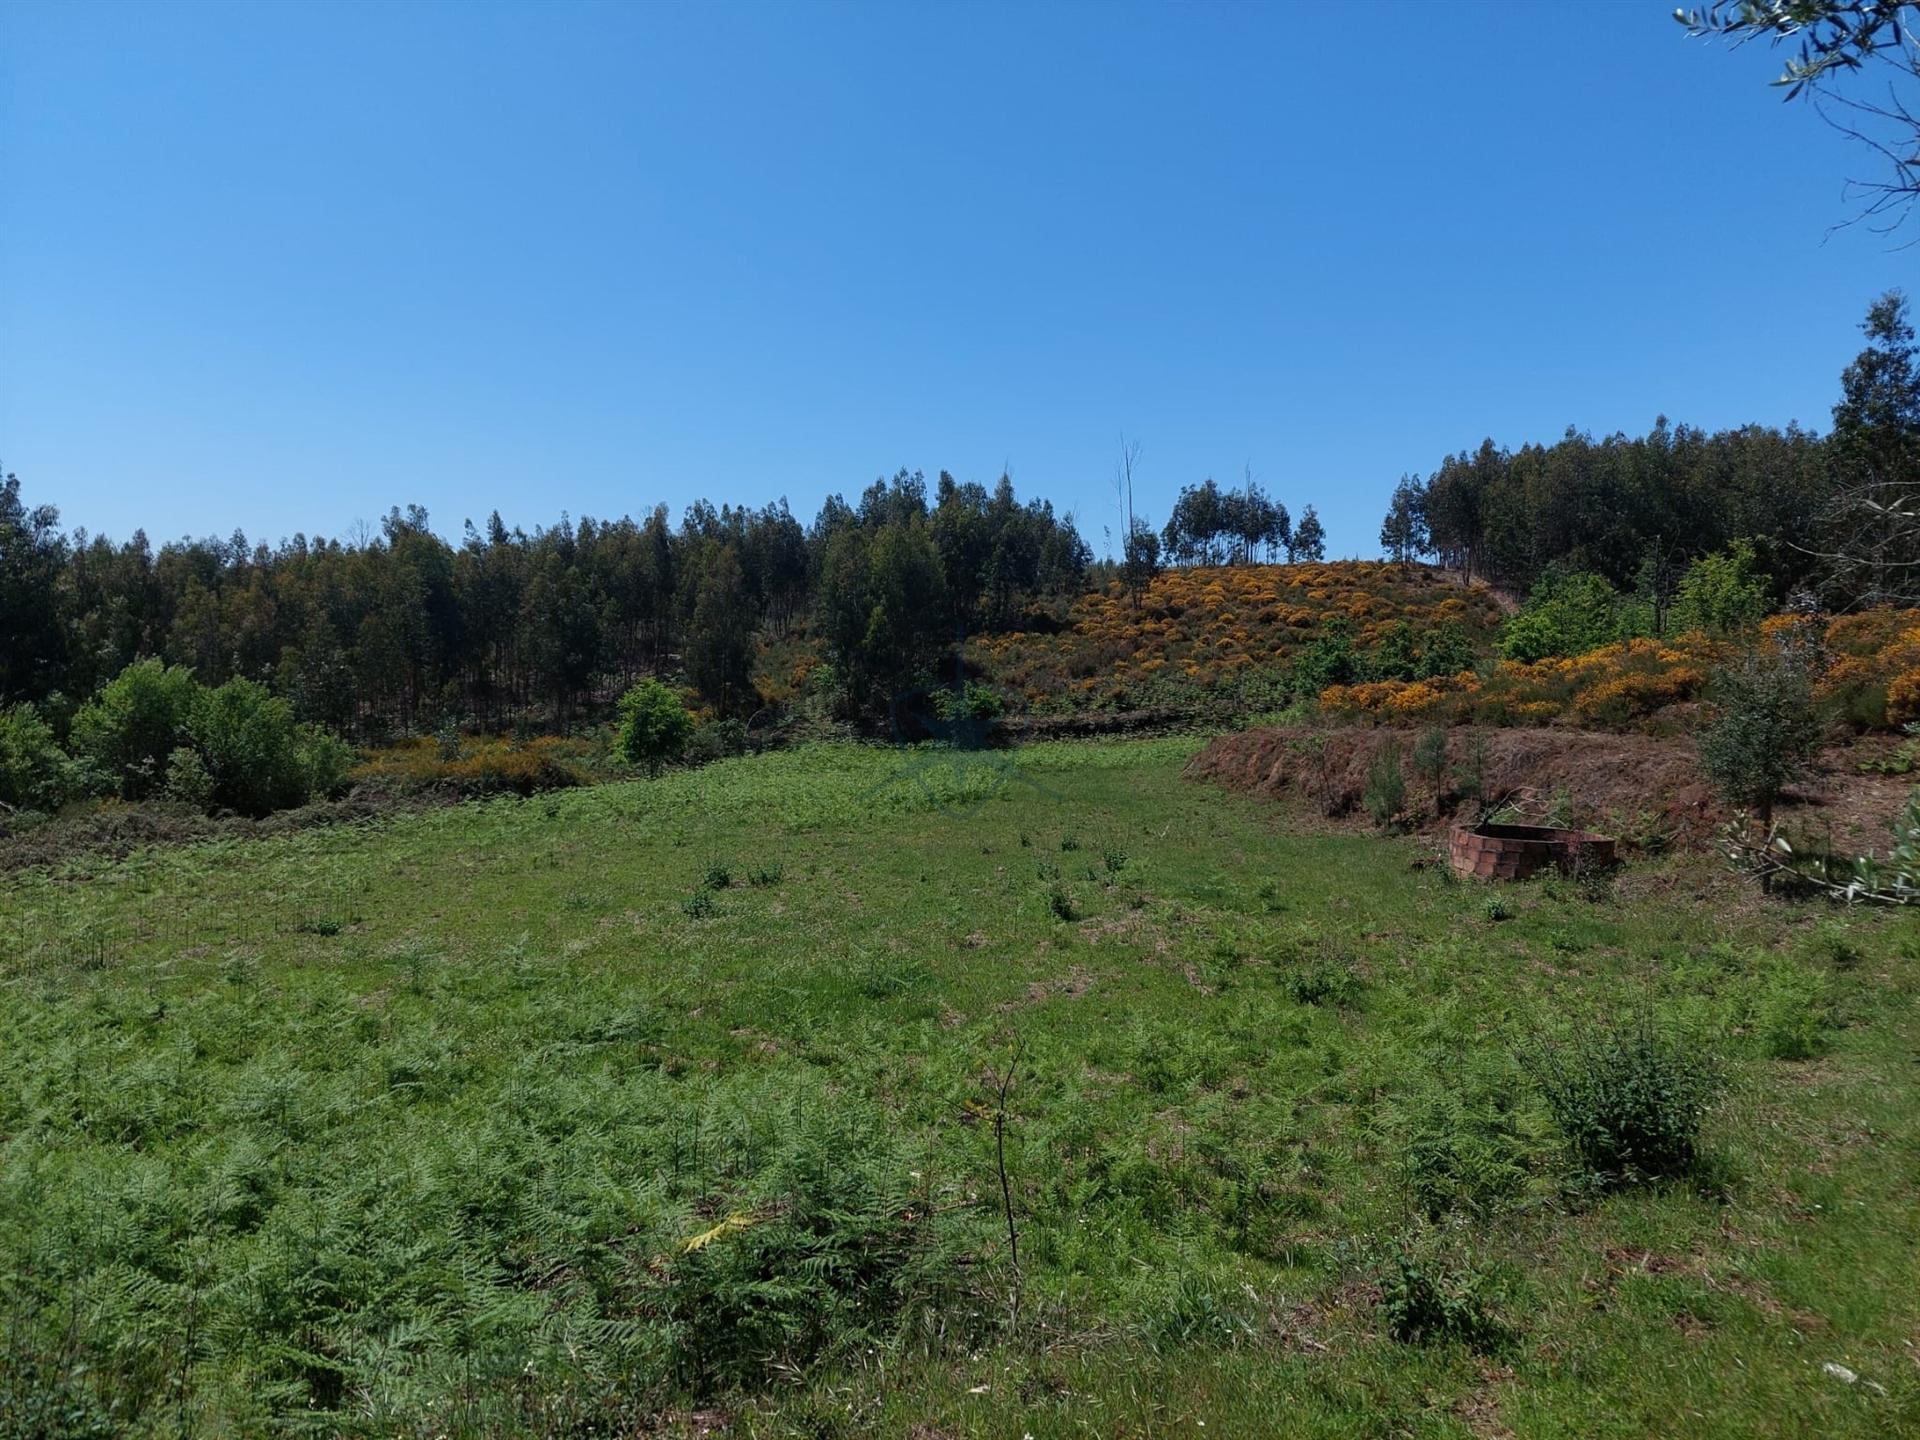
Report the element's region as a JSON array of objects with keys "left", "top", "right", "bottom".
[{"left": 0, "top": 290, "right": 1914, "bottom": 803}]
